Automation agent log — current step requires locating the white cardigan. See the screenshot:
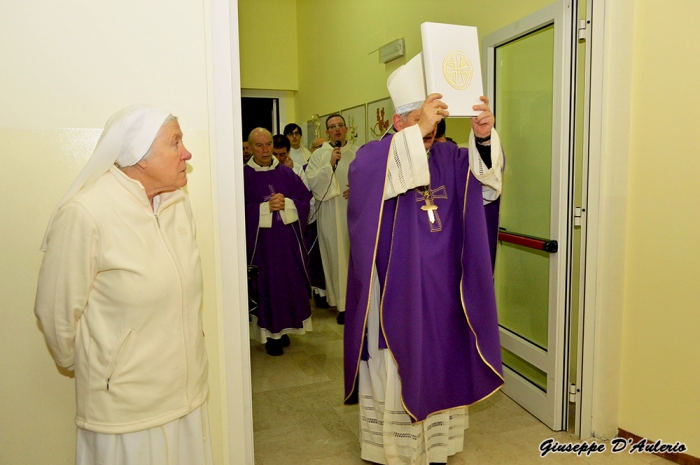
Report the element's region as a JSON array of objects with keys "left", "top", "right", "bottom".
[{"left": 35, "top": 166, "right": 208, "bottom": 434}]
